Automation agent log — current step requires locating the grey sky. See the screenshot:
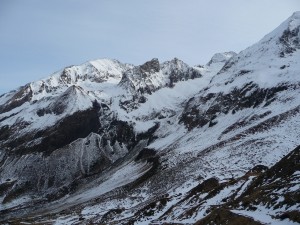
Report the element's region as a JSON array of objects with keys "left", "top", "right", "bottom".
[{"left": 0, "top": 0, "right": 299, "bottom": 94}]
